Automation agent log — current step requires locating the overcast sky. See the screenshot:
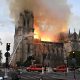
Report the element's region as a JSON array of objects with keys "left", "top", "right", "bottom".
[{"left": 0, "top": 0, "right": 80, "bottom": 62}]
